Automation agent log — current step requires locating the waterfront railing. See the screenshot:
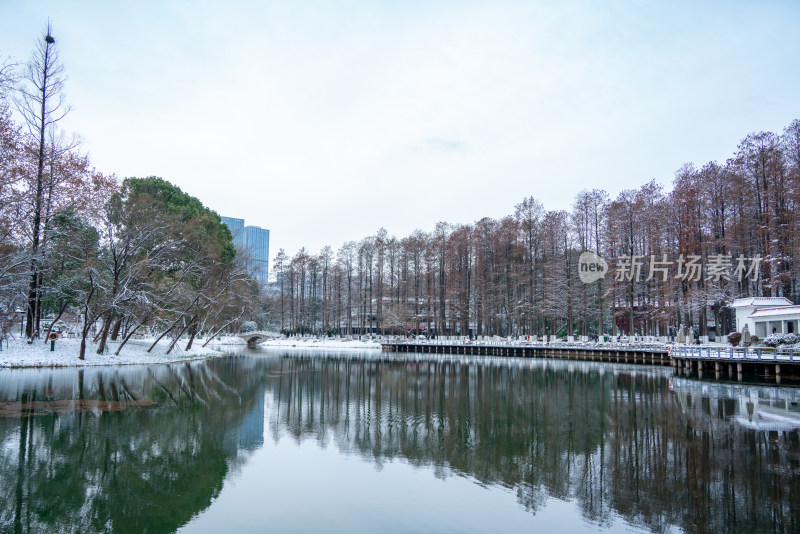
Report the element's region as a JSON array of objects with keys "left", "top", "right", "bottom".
[
  {"left": 669, "top": 345, "right": 800, "bottom": 362},
  {"left": 385, "top": 337, "right": 669, "bottom": 353}
]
